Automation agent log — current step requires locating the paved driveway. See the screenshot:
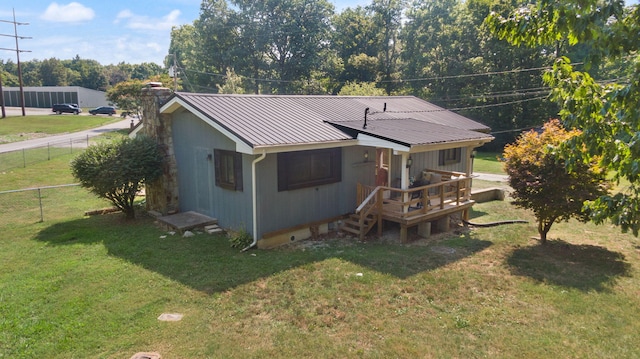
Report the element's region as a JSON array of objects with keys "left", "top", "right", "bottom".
[{"left": 0, "top": 107, "right": 133, "bottom": 153}]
